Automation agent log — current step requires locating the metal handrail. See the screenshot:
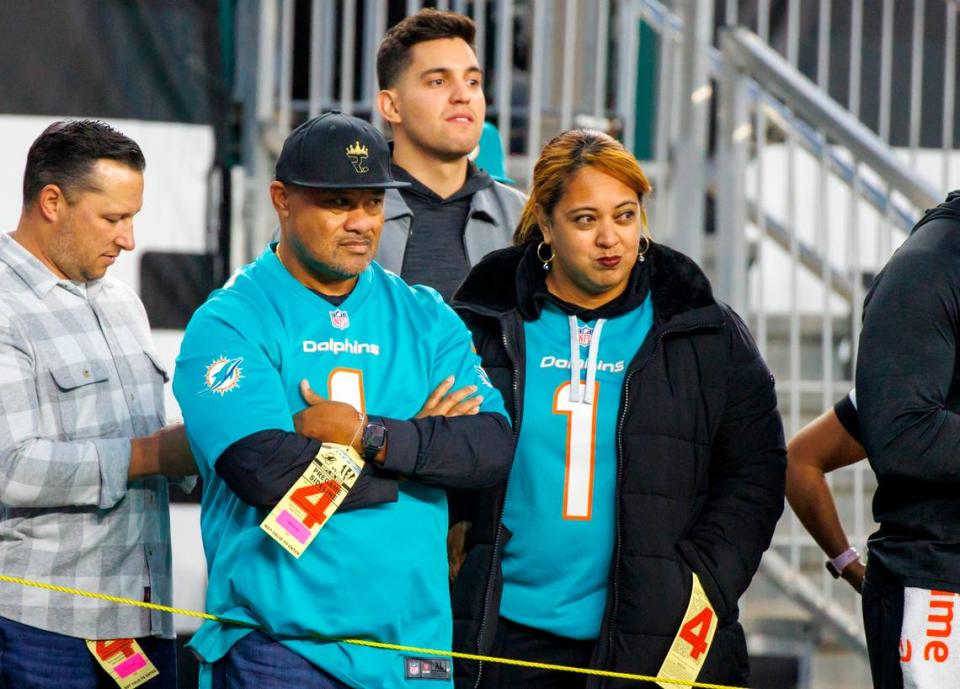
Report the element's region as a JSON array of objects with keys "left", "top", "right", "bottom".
[
  {"left": 713, "top": 22, "right": 946, "bottom": 313},
  {"left": 760, "top": 550, "right": 867, "bottom": 655},
  {"left": 720, "top": 27, "right": 941, "bottom": 211},
  {"left": 636, "top": 0, "right": 925, "bottom": 235}
]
